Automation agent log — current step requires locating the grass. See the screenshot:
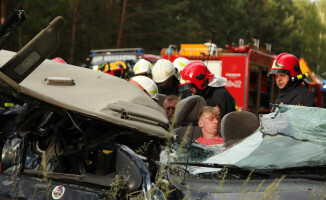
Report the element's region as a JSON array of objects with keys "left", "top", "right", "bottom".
[
  {"left": 106, "top": 174, "right": 128, "bottom": 200},
  {"left": 310, "top": 184, "right": 326, "bottom": 200}
]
